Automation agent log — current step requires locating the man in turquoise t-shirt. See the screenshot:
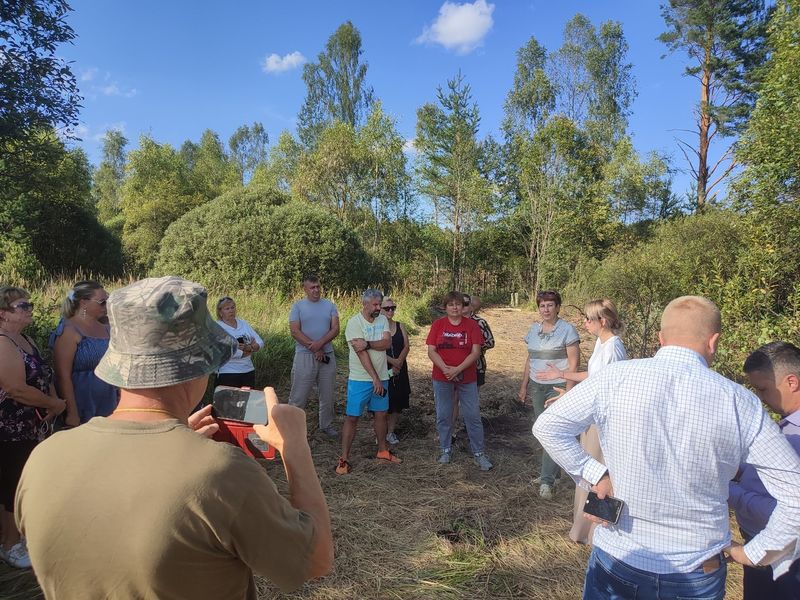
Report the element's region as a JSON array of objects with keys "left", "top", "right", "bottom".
[{"left": 336, "top": 289, "right": 402, "bottom": 475}]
